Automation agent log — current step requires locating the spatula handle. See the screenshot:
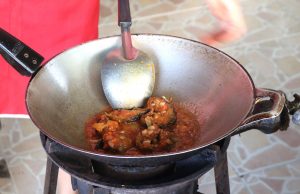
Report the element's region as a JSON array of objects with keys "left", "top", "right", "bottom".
[
  {"left": 118, "top": 0, "right": 136, "bottom": 60},
  {"left": 118, "top": 0, "right": 131, "bottom": 27}
]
